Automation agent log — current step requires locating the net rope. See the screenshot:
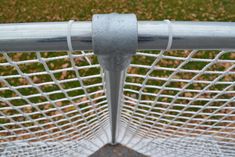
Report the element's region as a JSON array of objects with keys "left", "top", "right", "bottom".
[
  {"left": 0, "top": 50, "right": 234, "bottom": 157},
  {"left": 0, "top": 51, "right": 109, "bottom": 157},
  {"left": 120, "top": 50, "right": 235, "bottom": 157}
]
